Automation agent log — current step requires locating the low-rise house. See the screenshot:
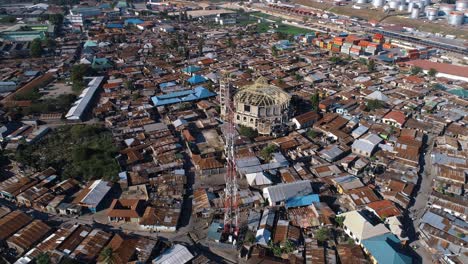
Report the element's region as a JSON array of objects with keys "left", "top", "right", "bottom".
[
  {"left": 0, "top": 211, "right": 32, "bottom": 244},
  {"left": 366, "top": 200, "right": 401, "bottom": 219},
  {"left": 343, "top": 186, "right": 381, "bottom": 210},
  {"left": 73, "top": 179, "right": 113, "bottom": 213},
  {"left": 6, "top": 220, "right": 52, "bottom": 255},
  {"left": 152, "top": 244, "right": 193, "bottom": 264},
  {"left": 339, "top": 210, "right": 390, "bottom": 245},
  {"left": 107, "top": 199, "right": 145, "bottom": 223},
  {"left": 337, "top": 244, "right": 369, "bottom": 264},
  {"left": 292, "top": 111, "right": 320, "bottom": 129},
  {"left": 262, "top": 180, "right": 313, "bottom": 206},
  {"left": 361, "top": 233, "right": 412, "bottom": 264},
  {"left": 139, "top": 207, "right": 180, "bottom": 232},
  {"left": 382, "top": 110, "right": 407, "bottom": 128},
  {"left": 70, "top": 229, "right": 112, "bottom": 263},
  {"left": 332, "top": 175, "right": 364, "bottom": 194},
  {"left": 351, "top": 133, "right": 383, "bottom": 157}
]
